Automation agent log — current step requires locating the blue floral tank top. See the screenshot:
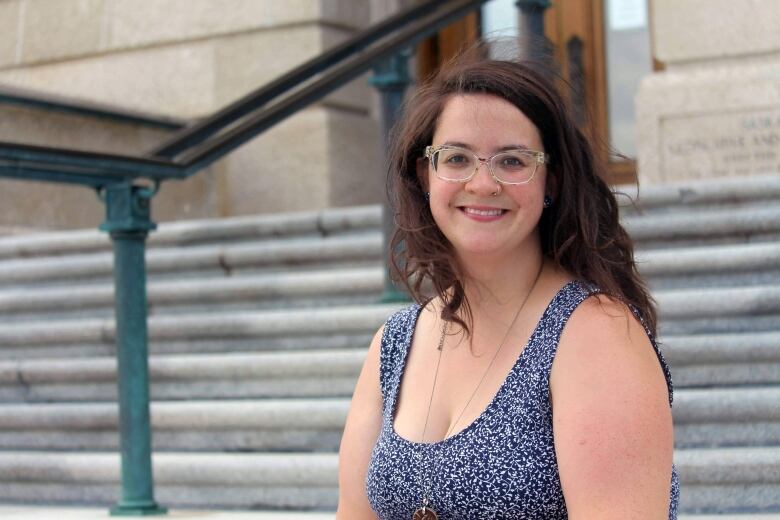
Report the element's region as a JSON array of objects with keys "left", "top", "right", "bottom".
[{"left": 365, "top": 280, "right": 680, "bottom": 519}]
